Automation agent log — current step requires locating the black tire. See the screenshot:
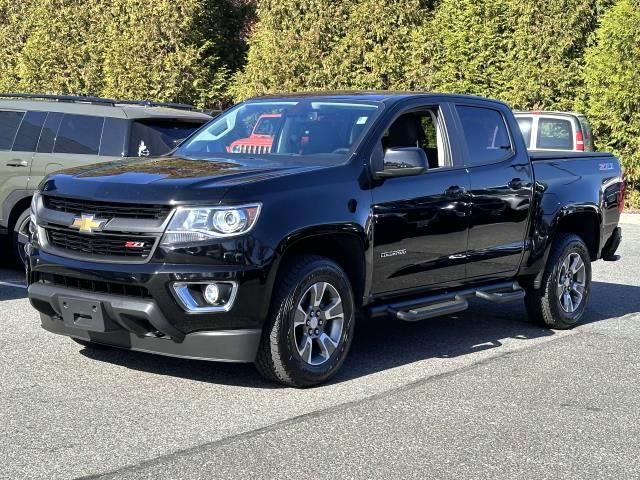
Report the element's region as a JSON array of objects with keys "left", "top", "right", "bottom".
[
  {"left": 12, "top": 208, "right": 31, "bottom": 267},
  {"left": 255, "top": 255, "right": 355, "bottom": 387},
  {"left": 525, "top": 233, "right": 592, "bottom": 329}
]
